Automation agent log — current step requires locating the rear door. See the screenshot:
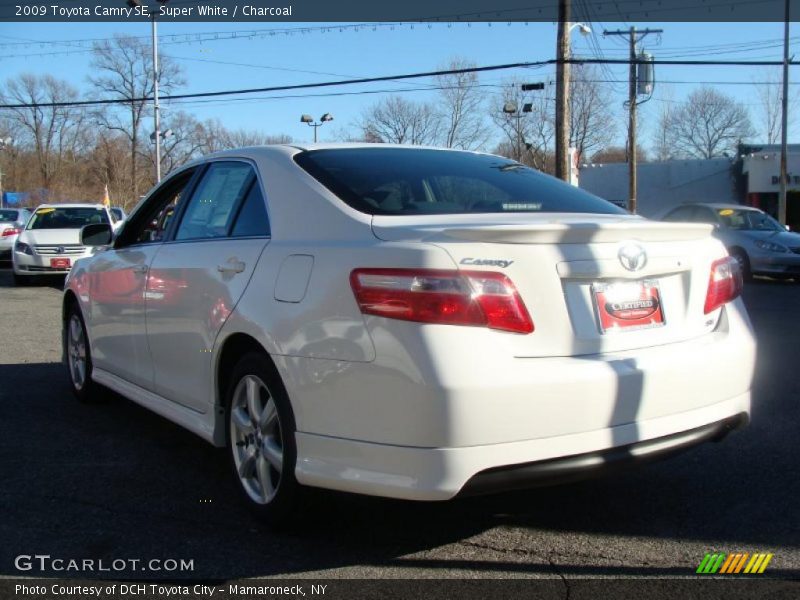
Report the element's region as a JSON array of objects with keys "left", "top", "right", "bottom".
[{"left": 145, "top": 160, "right": 271, "bottom": 413}]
